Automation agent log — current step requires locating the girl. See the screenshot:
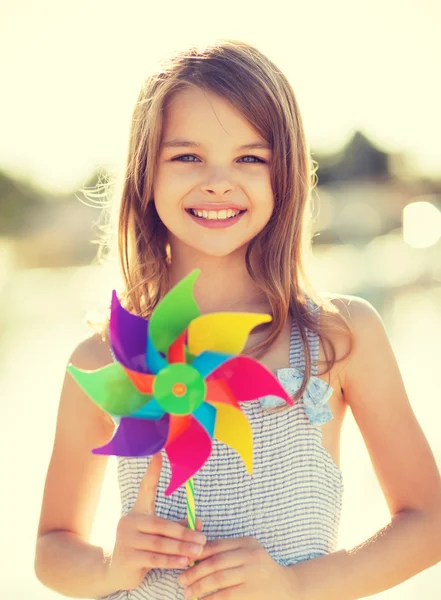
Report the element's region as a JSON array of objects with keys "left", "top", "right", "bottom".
[{"left": 35, "top": 39, "right": 441, "bottom": 600}]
